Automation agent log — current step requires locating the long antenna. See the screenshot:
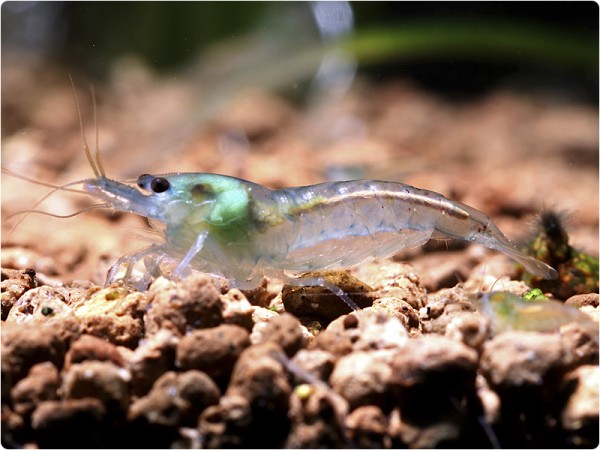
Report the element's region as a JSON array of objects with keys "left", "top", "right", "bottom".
[
  {"left": 69, "top": 74, "right": 101, "bottom": 178},
  {"left": 5, "top": 203, "right": 109, "bottom": 221},
  {"left": 90, "top": 84, "right": 106, "bottom": 177},
  {"left": 3, "top": 176, "right": 96, "bottom": 237}
]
